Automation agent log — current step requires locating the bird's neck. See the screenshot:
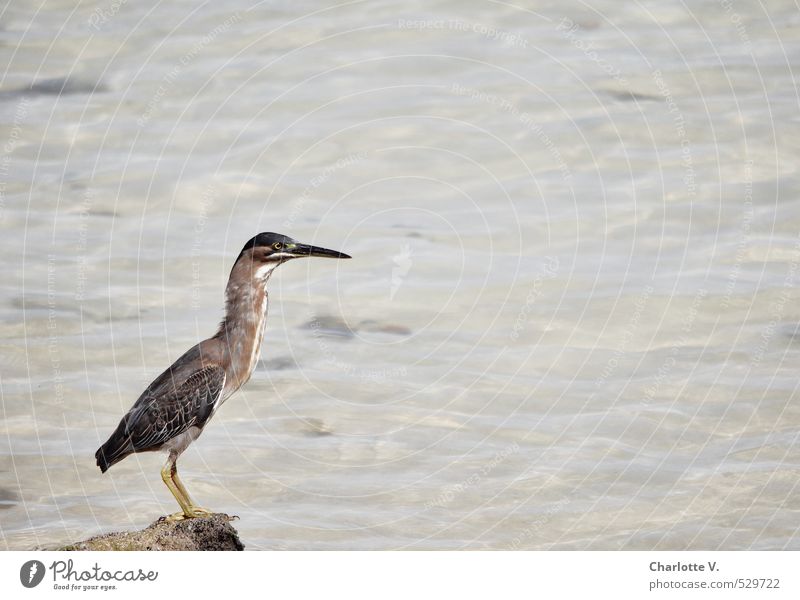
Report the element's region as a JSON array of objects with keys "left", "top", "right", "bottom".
[{"left": 215, "top": 262, "right": 278, "bottom": 390}]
